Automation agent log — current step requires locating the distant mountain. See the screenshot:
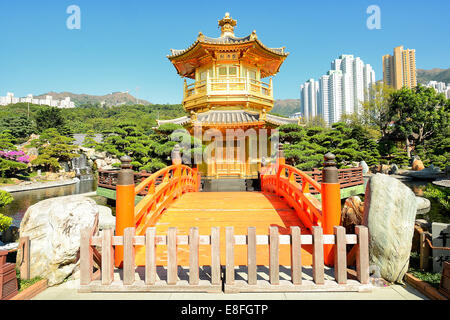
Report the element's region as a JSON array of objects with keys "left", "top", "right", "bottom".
[
  {"left": 35, "top": 91, "right": 152, "bottom": 107},
  {"left": 271, "top": 99, "right": 300, "bottom": 117},
  {"left": 417, "top": 68, "right": 450, "bottom": 85}
]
